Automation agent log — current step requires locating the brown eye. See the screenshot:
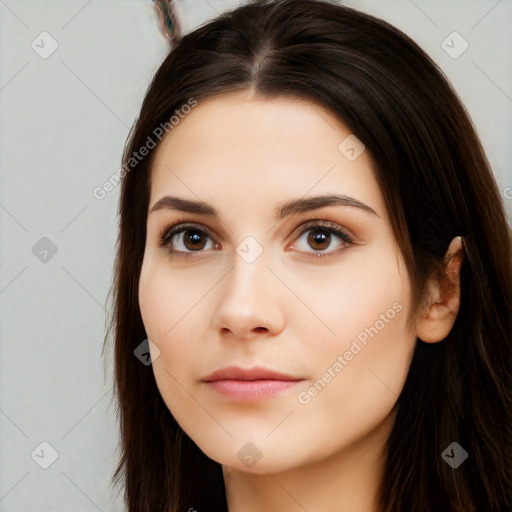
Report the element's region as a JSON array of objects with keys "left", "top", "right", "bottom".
[
  {"left": 306, "top": 229, "right": 332, "bottom": 251},
  {"left": 293, "top": 221, "right": 354, "bottom": 258},
  {"left": 182, "top": 229, "right": 208, "bottom": 251},
  {"left": 160, "top": 223, "right": 217, "bottom": 257}
]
